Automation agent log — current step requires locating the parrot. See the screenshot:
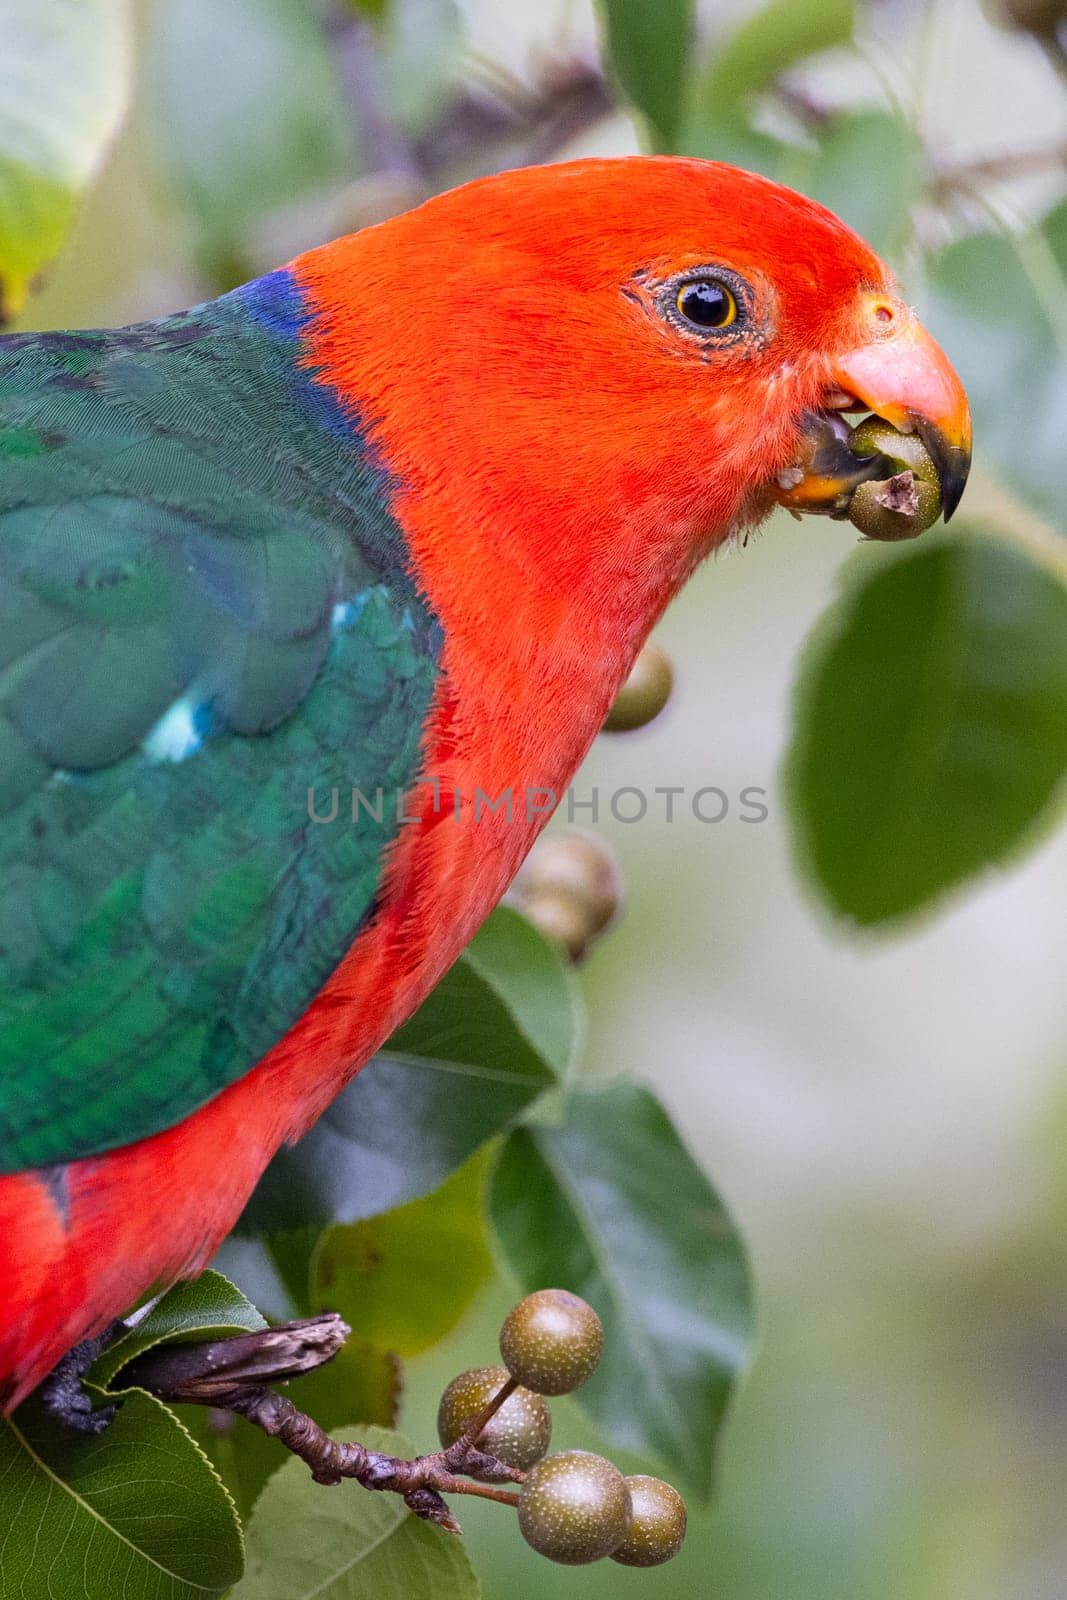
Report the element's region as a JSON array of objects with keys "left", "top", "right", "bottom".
[{"left": 0, "top": 156, "right": 971, "bottom": 1419}]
